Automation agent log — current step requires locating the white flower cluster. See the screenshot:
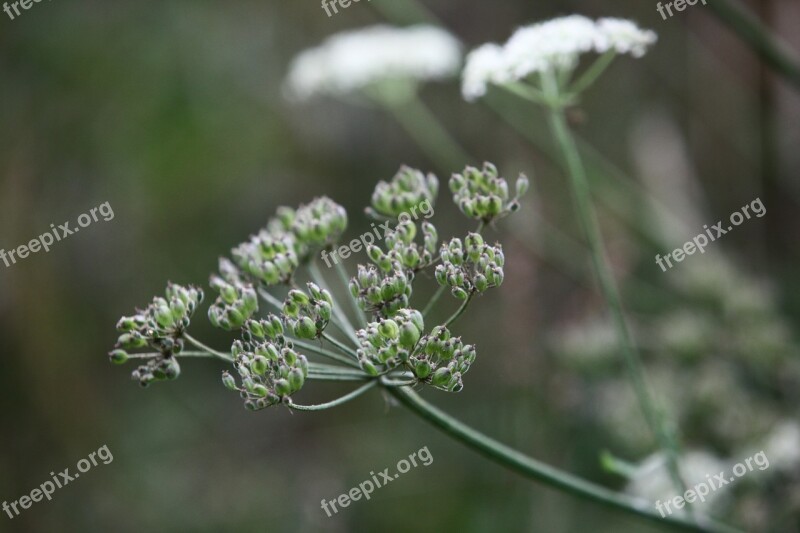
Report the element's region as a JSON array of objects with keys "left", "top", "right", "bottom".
[
  {"left": 462, "top": 15, "right": 657, "bottom": 101},
  {"left": 285, "top": 25, "right": 462, "bottom": 100}
]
